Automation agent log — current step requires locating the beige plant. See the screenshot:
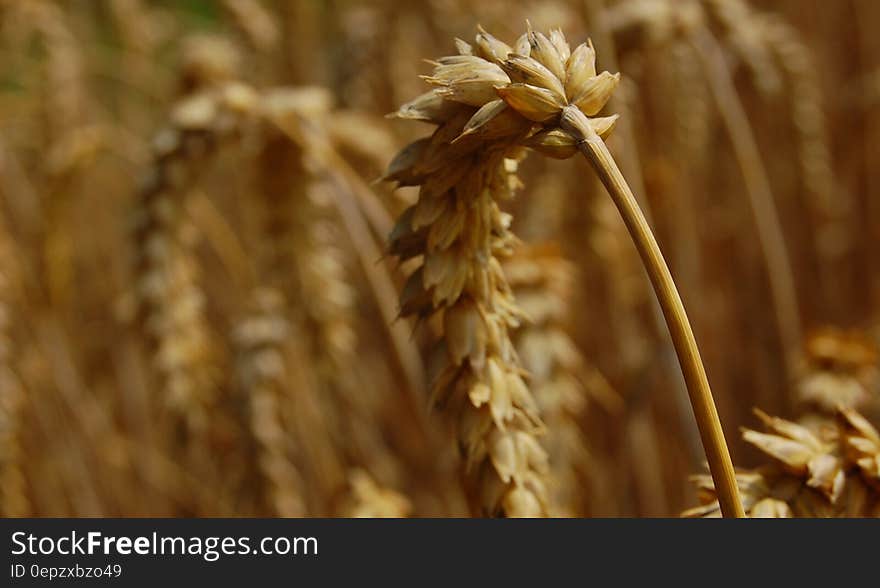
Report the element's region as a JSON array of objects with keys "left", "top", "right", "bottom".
[{"left": 387, "top": 24, "right": 742, "bottom": 517}]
